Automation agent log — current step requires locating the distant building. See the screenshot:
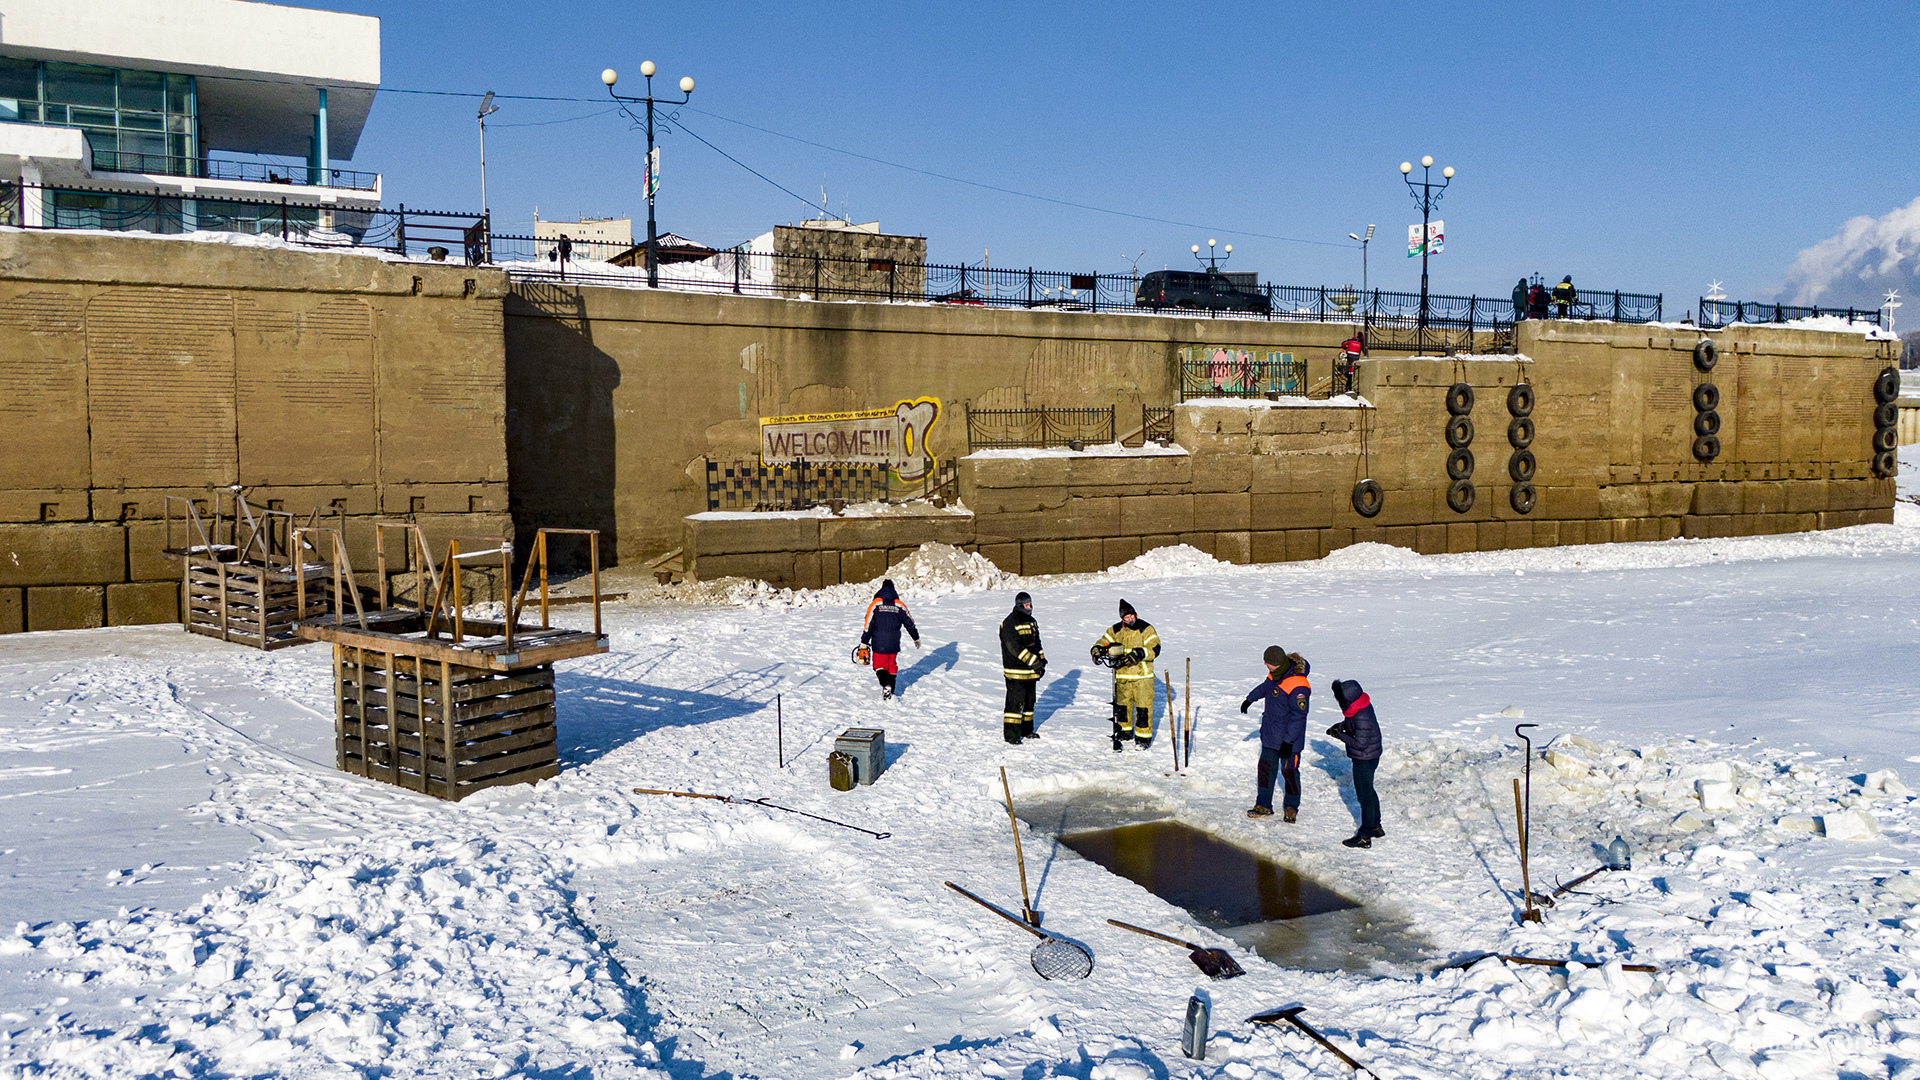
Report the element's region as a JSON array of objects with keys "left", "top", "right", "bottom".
[
  {"left": 533, "top": 215, "right": 630, "bottom": 263},
  {"left": 0, "top": 0, "right": 382, "bottom": 236},
  {"left": 770, "top": 219, "right": 926, "bottom": 299},
  {"left": 608, "top": 231, "right": 714, "bottom": 268}
]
